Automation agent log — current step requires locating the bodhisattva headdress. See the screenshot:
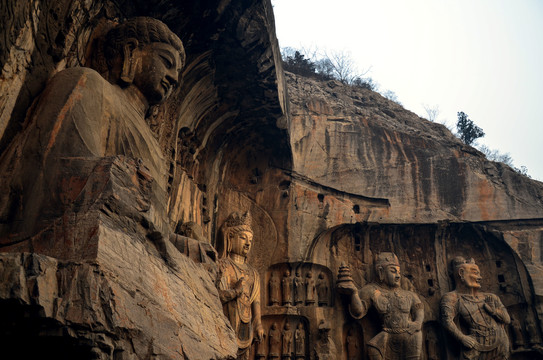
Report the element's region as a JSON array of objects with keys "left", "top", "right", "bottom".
[
  {"left": 374, "top": 252, "right": 400, "bottom": 282},
  {"left": 217, "top": 211, "right": 253, "bottom": 259},
  {"left": 450, "top": 256, "right": 476, "bottom": 284}
]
